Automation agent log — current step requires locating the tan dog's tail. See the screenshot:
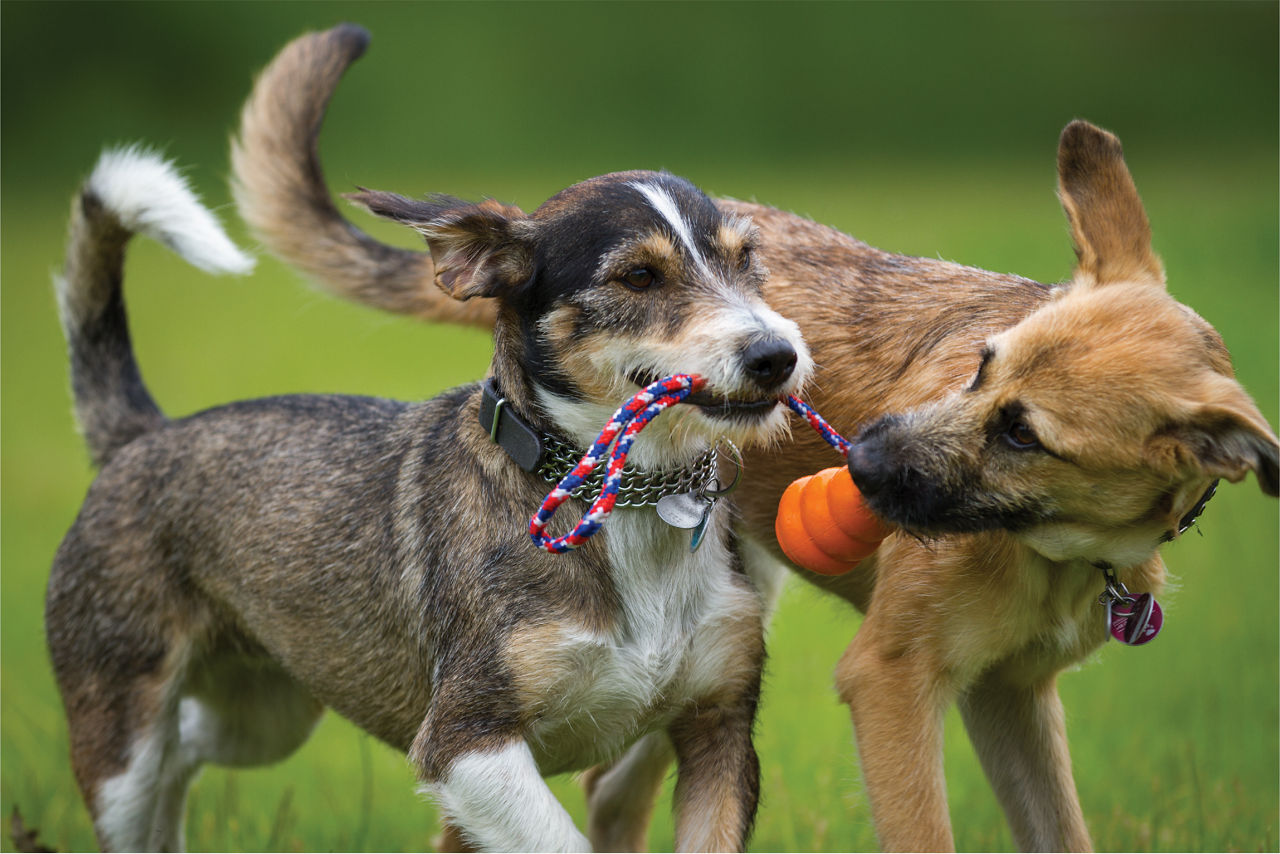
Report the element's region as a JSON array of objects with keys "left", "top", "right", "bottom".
[
  {"left": 230, "top": 24, "right": 496, "bottom": 328},
  {"left": 56, "top": 148, "right": 254, "bottom": 466}
]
